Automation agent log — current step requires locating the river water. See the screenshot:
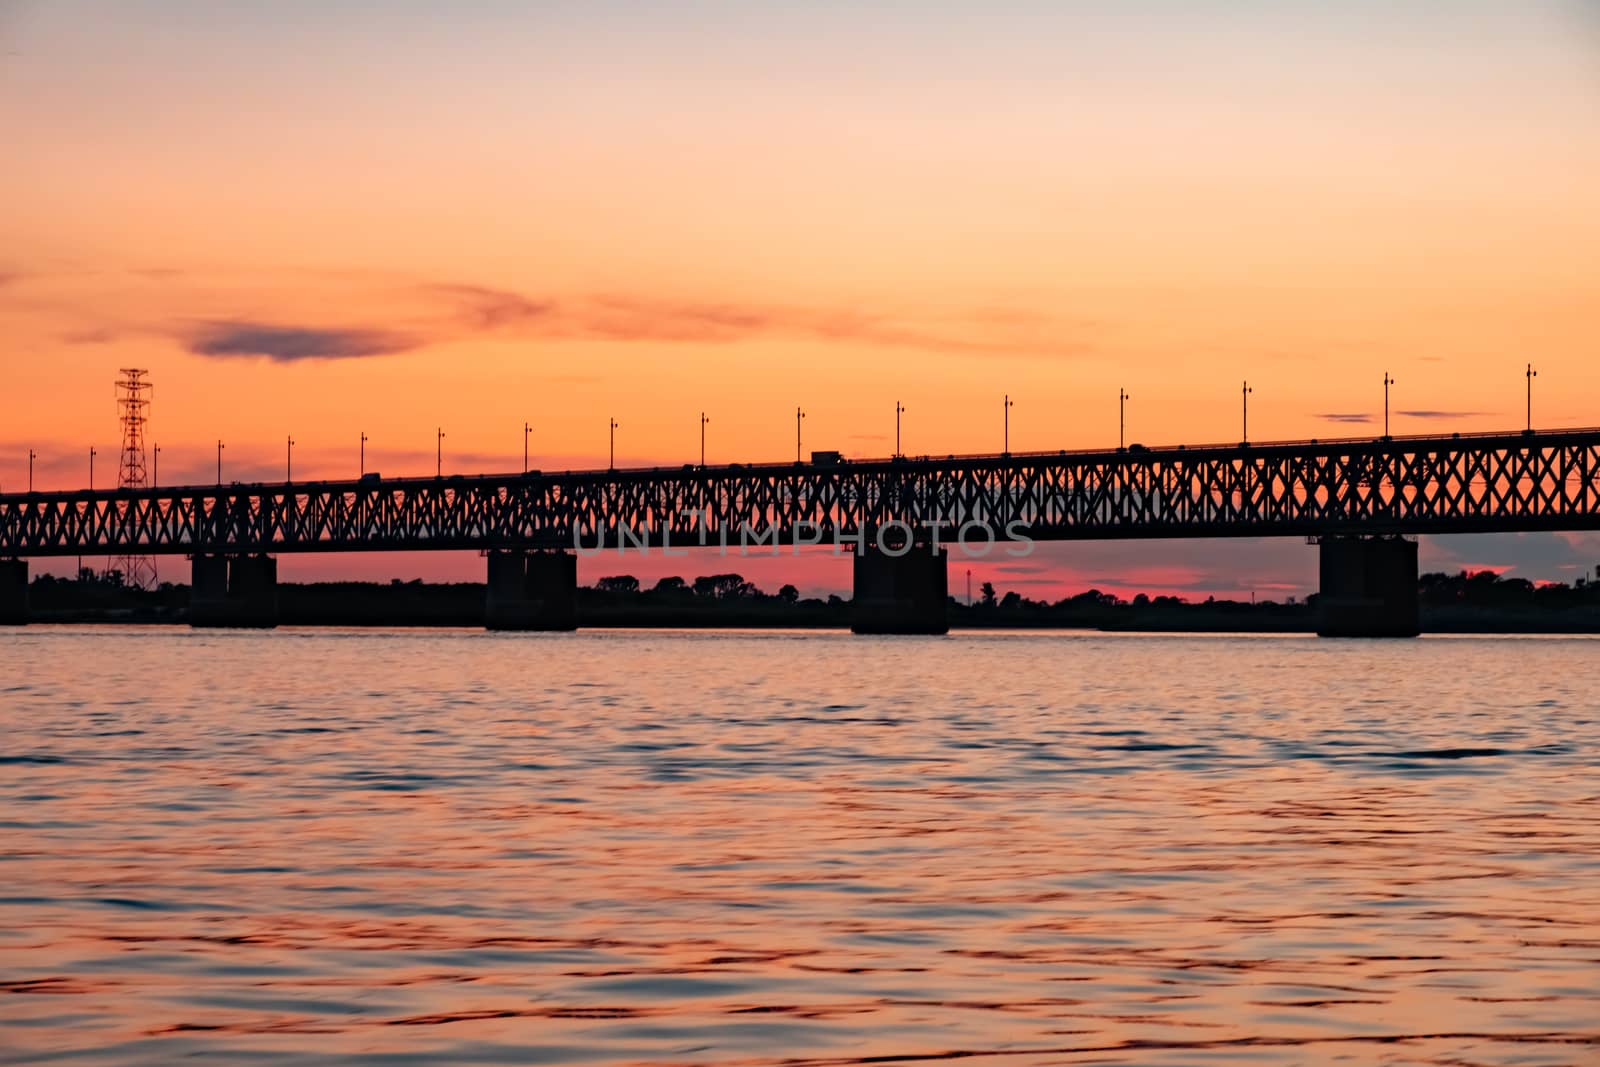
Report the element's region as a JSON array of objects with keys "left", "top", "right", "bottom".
[{"left": 1, "top": 628, "right": 1597, "bottom": 1066}]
